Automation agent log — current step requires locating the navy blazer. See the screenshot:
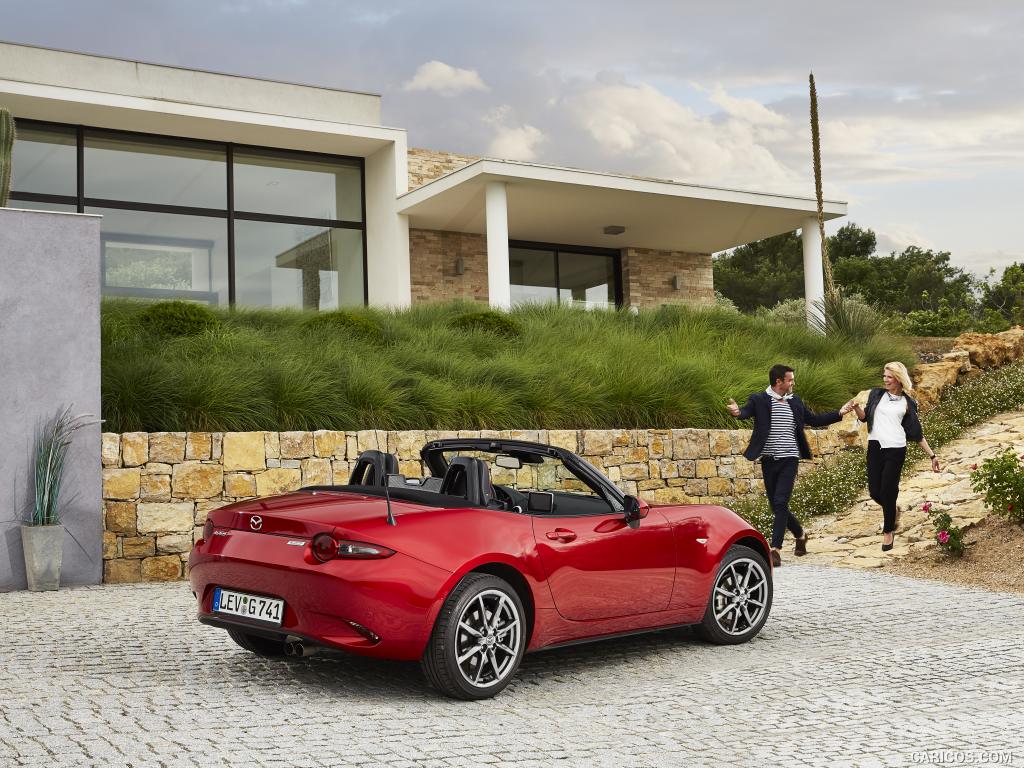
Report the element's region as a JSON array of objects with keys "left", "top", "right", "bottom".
[{"left": 735, "top": 391, "right": 843, "bottom": 461}]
